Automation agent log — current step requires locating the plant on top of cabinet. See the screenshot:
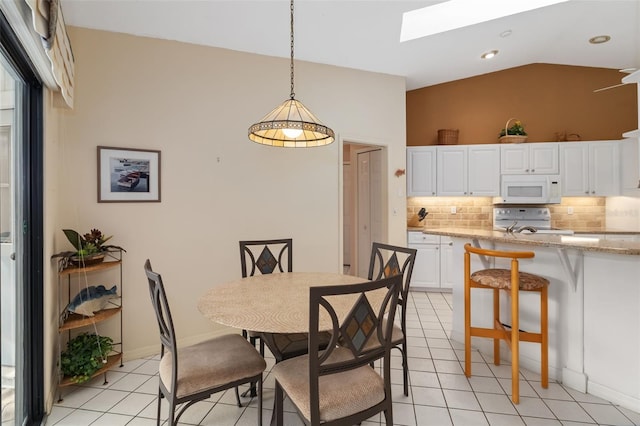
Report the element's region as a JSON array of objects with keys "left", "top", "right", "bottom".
[
  {"left": 499, "top": 118, "right": 528, "bottom": 144},
  {"left": 52, "top": 228, "right": 126, "bottom": 270}
]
